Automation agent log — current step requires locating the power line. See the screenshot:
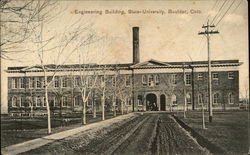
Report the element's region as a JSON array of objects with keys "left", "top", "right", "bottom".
[
  {"left": 205, "top": 0, "right": 219, "bottom": 22},
  {"left": 211, "top": 0, "right": 228, "bottom": 25},
  {"left": 214, "top": 0, "right": 236, "bottom": 26}
]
